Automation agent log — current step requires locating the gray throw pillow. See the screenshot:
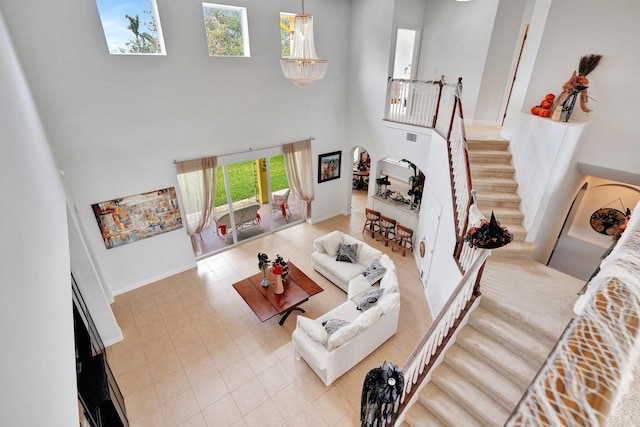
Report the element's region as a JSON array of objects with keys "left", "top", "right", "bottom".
[
  {"left": 357, "top": 288, "right": 385, "bottom": 311},
  {"left": 322, "top": 319, "right": 351, "bottom": 335},
  {"left": 362, "top": 258, "right": 387, "bottom": 285},
  {"left": 336, "top": 243, "right": 359, "bottom": 263}
]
